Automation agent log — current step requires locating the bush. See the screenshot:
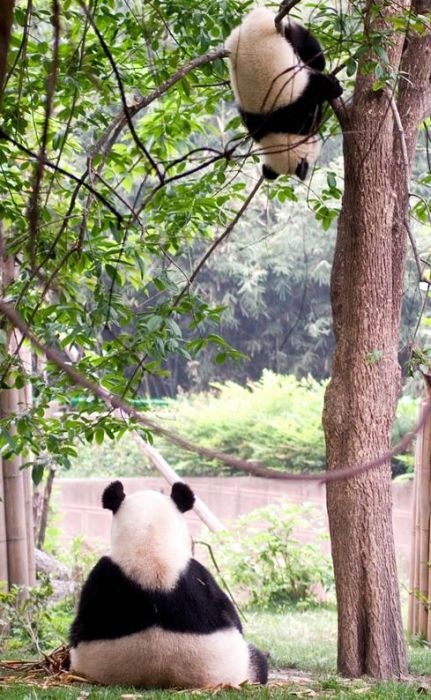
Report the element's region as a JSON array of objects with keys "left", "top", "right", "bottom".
[
  {"left": 205, "top": 502, "right": 334, "bottom": 610},
  {"left": 159, "top": 372, "right": 327, "bottom": 475},
  {"left": 0, "top": 579, "right": 74, "bottom": 656},
  {"left": 63, "top": 371, "right": 417, "bottom": 478}
]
